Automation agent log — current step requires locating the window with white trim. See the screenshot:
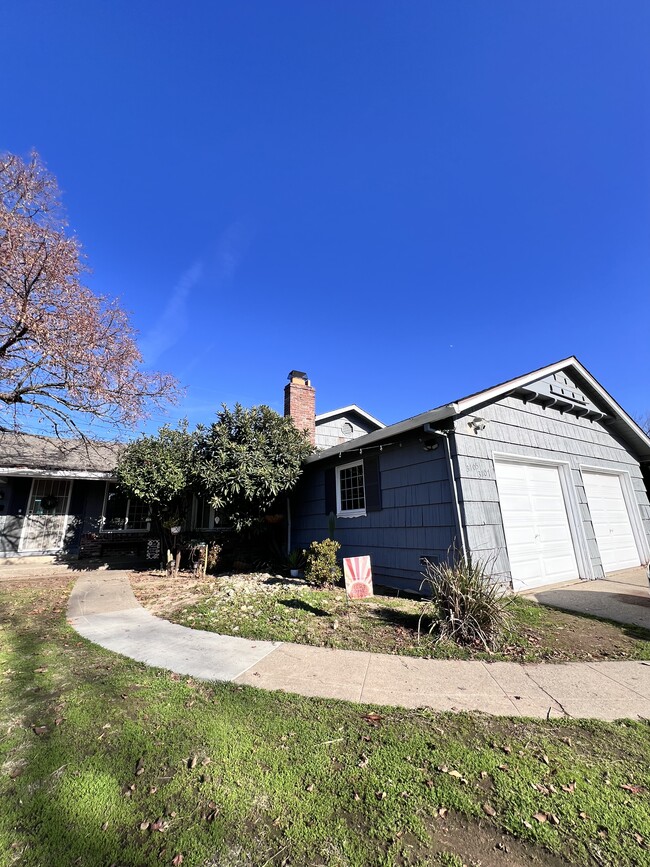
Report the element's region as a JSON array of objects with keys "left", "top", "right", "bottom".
[
  {"left": 102, "top": 482, "right": 150, "bottom": 532},
  {"left": 336, "top": 460, "right": 366, "bottom": 517}
]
